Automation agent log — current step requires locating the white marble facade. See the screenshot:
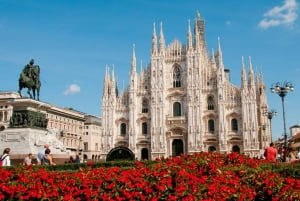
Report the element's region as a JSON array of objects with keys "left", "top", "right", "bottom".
[{"left": 101, "top": 13, "right": 271, "bottom": 160}]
